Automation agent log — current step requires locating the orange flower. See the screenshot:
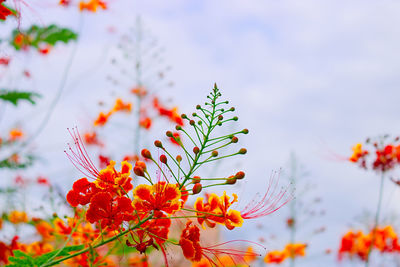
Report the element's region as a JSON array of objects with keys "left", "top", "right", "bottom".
[
  {"left": 8, "top": 129, "right": 23, "bottom": 141},
  {"left": 94, "top": 112, "right": 111, "bottom": 126},
  {"left": 35, "top": 221, "right": 54, "bottom": 240},
  {"left": 139, "top": 117, "right": 152, "bottom": 129},
  {"left": 84, "top": 131, "right": 103, "bottom": 146},
  {"left": 338, "top": 226, "right": 400, "bottom": 261},
  {"left": 285, "top": 243, "right": 307, "bottom": 258},
  {"left": 112, "top": 98, "right": 132, "bottom": 113},
  {"left": 349, "top": 143, "right": 368, "bottom": 162},
  {"left": 153, "top": 97, "right": 184, "bottom": 126},
  {"left": 79, "top": 0, "right": 107, "bottom": 12},
  {"left": 264, "top": 250, "right": 288, "bottom": 264},
  {"left": 131, "top": 86, "right": 147, "bottom": 97},
  {"left": 8, "top": 211, "right": 28, "bottom": 224},
  {"left": 132, "top": 182, "right": 182, "bottom": 215},
  {"left": 194, "top": 192, "right": 243, "bottom": 230},
  {"left": 180, "top": 221, "right": 258, "bottom": 265},
  {"left": 94, "top": 160, "right": 133, "bottom": 196}
]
